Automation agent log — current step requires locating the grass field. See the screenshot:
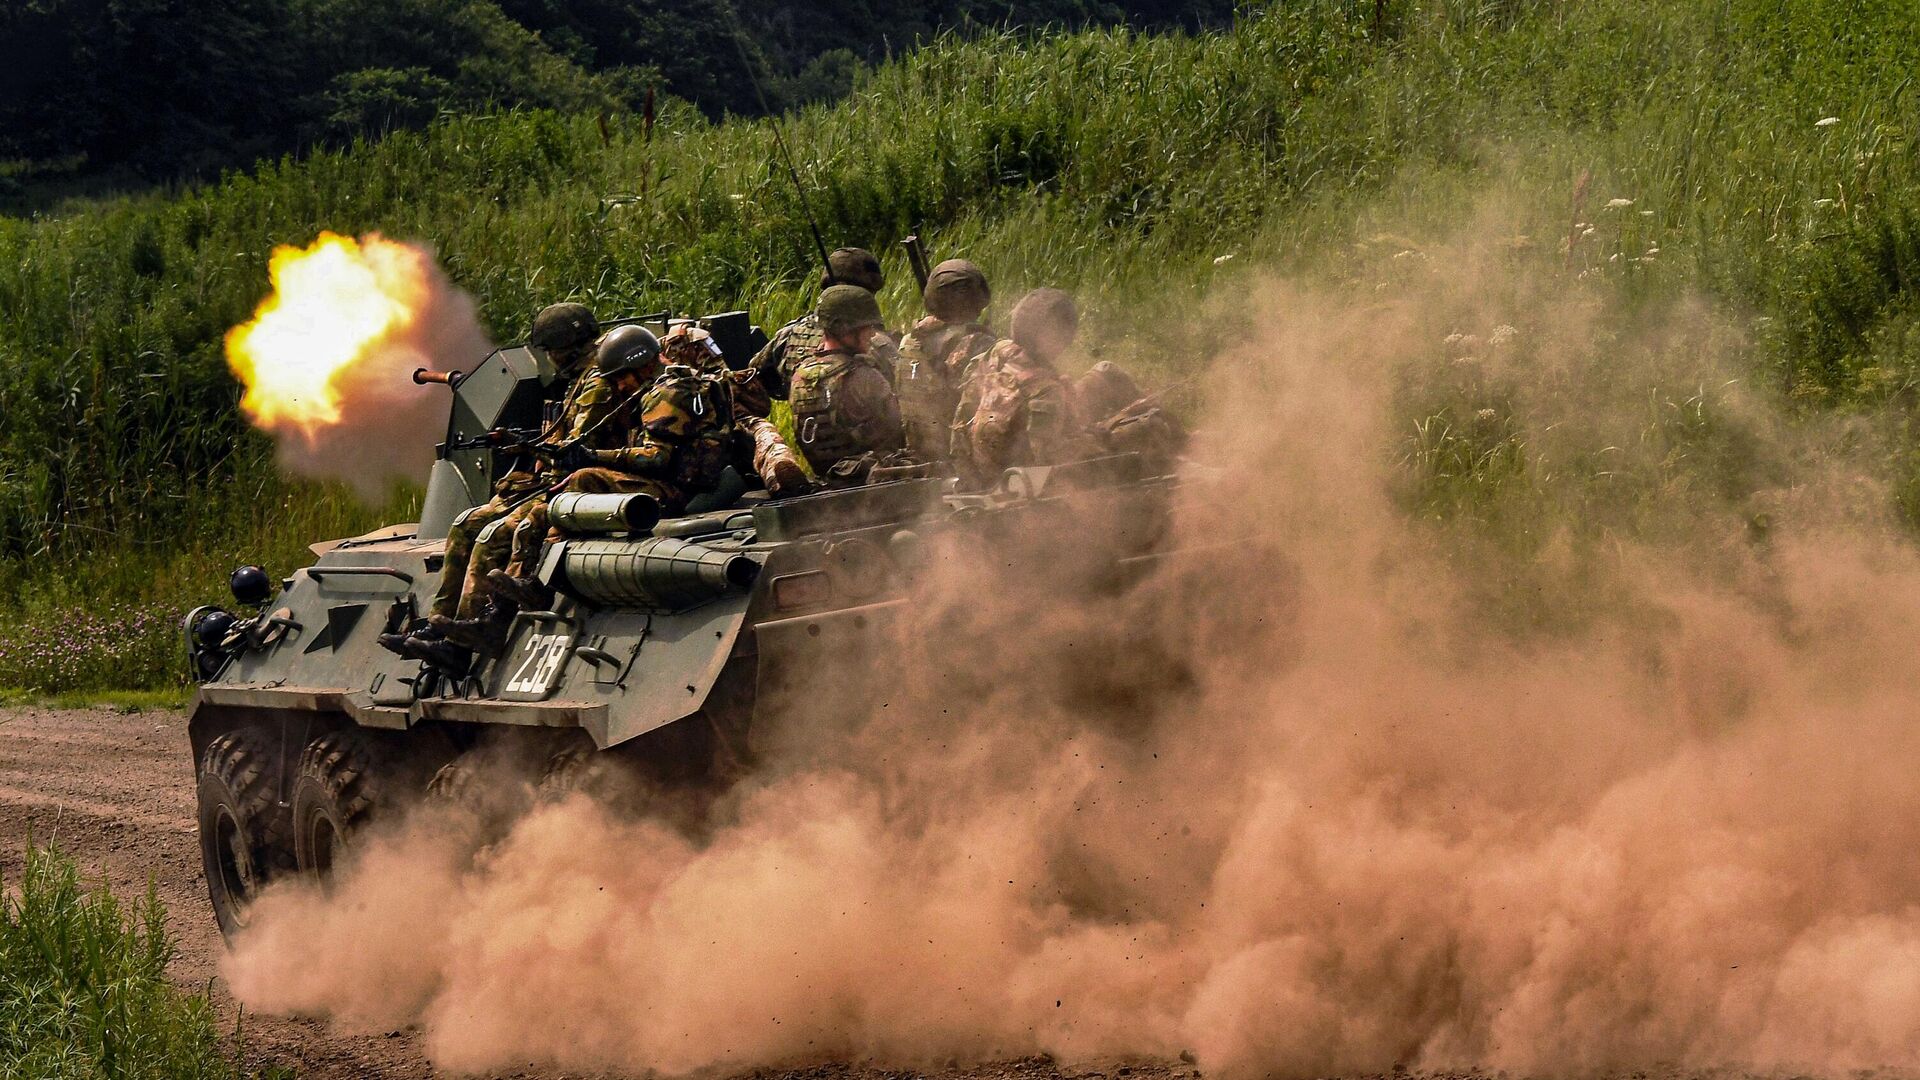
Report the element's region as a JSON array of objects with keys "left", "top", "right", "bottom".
[
  {"left": 0, "top": 844, "right": 279, "bottom": 1078},
  {"left": 2, "top": 0, "right": 1918, "bottom": 691}
]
